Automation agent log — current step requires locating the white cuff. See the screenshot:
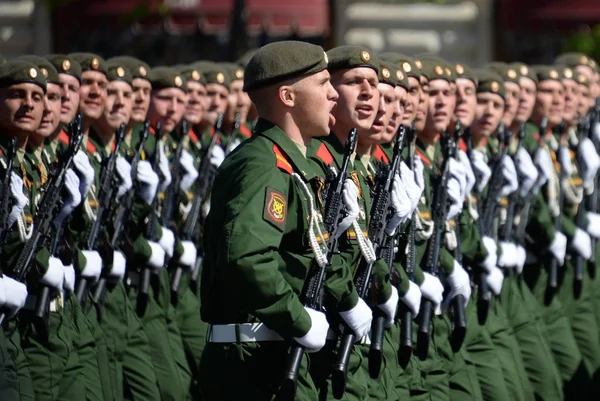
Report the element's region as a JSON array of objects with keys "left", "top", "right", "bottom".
[{"left": 110, "top": 251, "right": 126, "bottom": 280}]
